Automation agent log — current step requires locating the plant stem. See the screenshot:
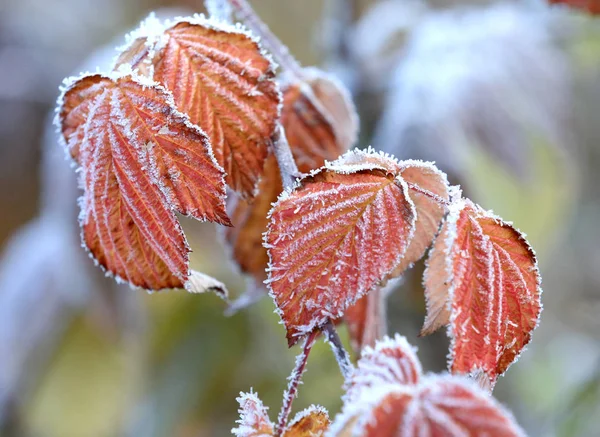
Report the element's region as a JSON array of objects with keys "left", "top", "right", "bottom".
[
  {"left": 275, "top": 330, "right": 319, "bottom": 436},
  {"left": 322, "top": 320, "right": 354, "bottom": 381},
  {"left": 226, "top": 0, "right": 303, "bottom": 76},
  {"left": 273, "top": 125, "right": 300, "bottom": 191}
]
